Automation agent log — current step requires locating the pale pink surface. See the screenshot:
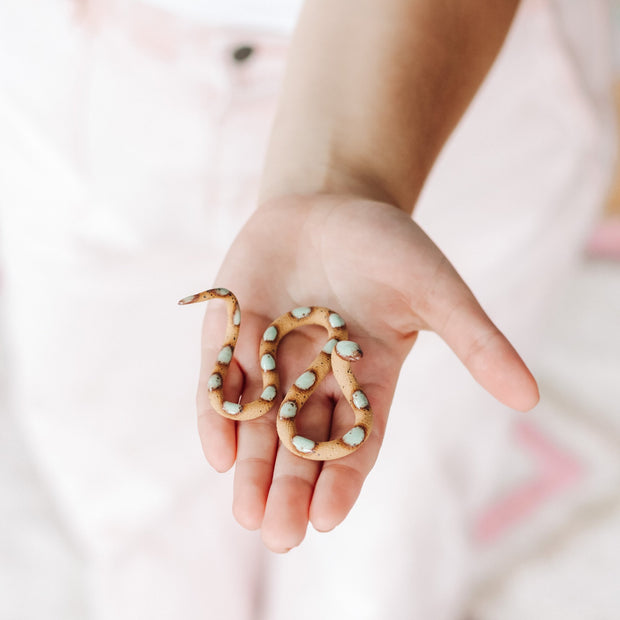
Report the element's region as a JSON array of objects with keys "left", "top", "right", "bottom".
[
  {"left": 586, "top": 216, "right": 620, "bottom": 259},
  {"left": 474, "top": 420, "right": 583, "bottom": 544}
]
